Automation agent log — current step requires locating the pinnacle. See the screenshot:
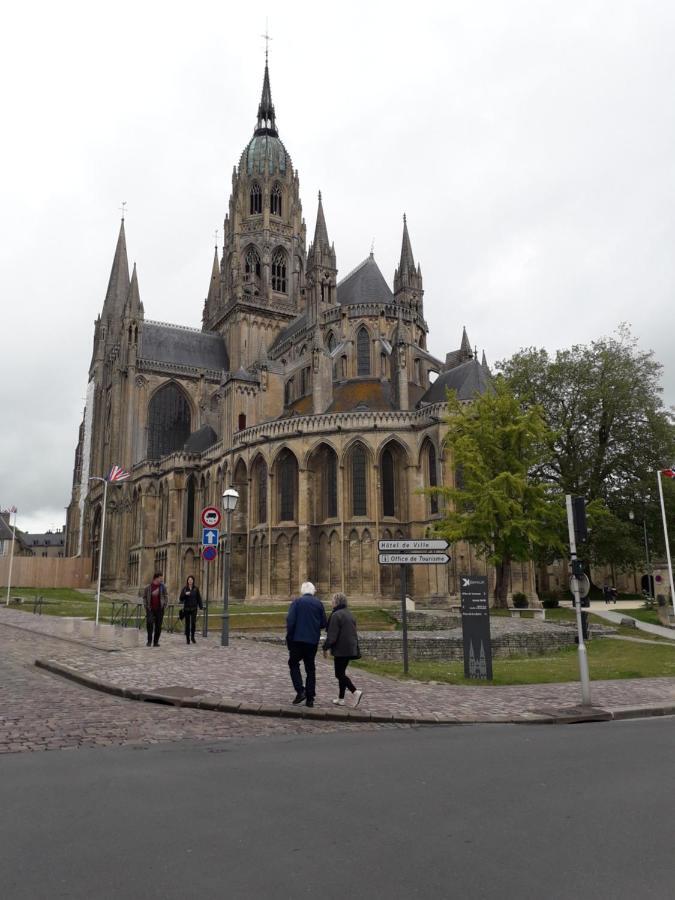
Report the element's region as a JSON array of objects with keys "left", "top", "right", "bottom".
[
  {"left": 312, "top": 191, "right": 330, "bottom": 250},
  {"left": 103, "top": 218, "right": 130, "bottom": 319},
  {"left": 255, "top": 56, "right": 277, "bottom": 135},
  {"left": 460, "top": 326, "right": 472, "bottom": 355},
  {"left": 398, "top": 213, "right": 415, "bottom": 275}
]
